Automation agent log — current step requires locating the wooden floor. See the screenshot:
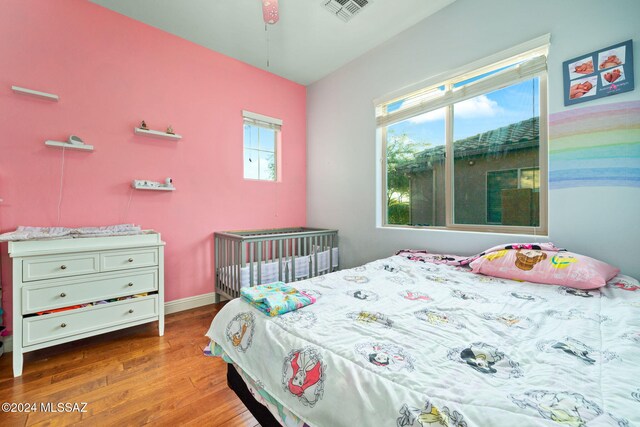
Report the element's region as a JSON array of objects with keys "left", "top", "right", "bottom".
[{"left": 0, "top": 303, "right": 260, "bottom": 426}]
